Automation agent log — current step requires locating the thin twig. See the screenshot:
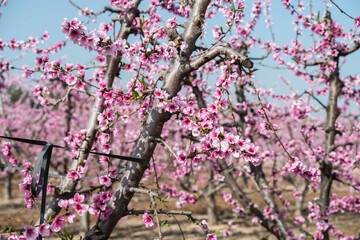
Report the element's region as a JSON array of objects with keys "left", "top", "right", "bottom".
[
  {"left": 155, "top": 137, "right": 178, "bottom": 159},
  {"left": 242, "top": 67, "right": 294, "bottom": 162},
  {"left": 333, "top": 177, "right": 360, "bottom": 192},
  {"left": 150, "top": 194, "right": 163, "bottom": 240},
  {"left": 328, "top": 0, "right": 355, "bottom": 20},
  {"left": 297, "top": 90, "right": 327, "bottom": 110},
  {"left": 171, "top": 214, "right": 186, "bottom": 240},
  {"left": 152, "top": 156, "right": 160, "bottom": 189}
]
